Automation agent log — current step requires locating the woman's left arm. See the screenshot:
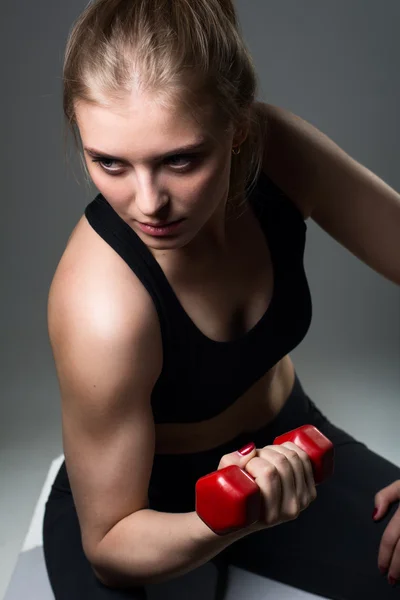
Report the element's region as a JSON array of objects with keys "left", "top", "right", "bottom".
[{"left": 260, "top": 102, "right": 400, "bottom": 285}]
